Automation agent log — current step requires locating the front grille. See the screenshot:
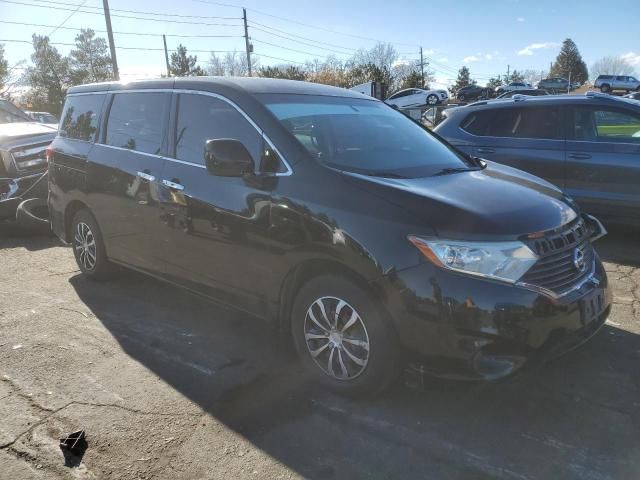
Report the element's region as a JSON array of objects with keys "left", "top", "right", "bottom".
[{"left": 520, "top": 218, "right": 595, "bottom": 295}]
